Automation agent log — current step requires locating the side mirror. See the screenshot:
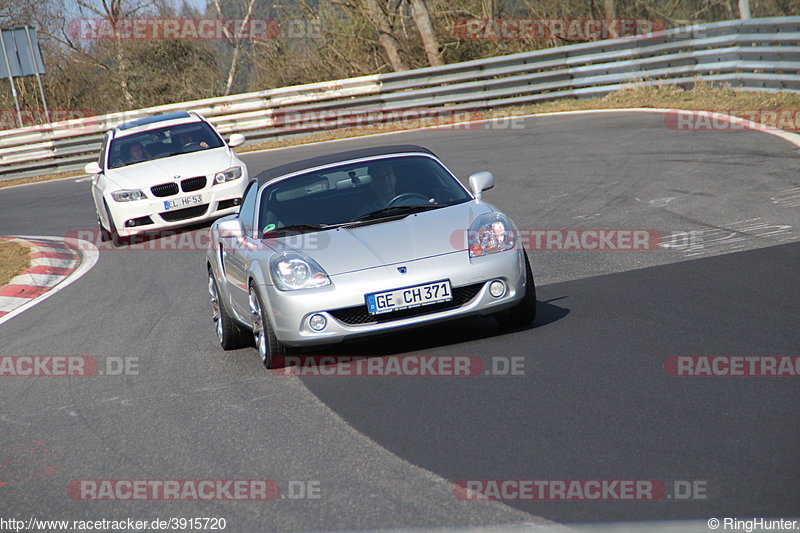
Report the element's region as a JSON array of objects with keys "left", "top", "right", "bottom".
[
  {"left": 228, "top": 133, "right": 245, "bottom": 148},
  {"left": 217, "top": 218, "right": 245, "bottom": 243},
  {"left": 84, "top": 161, "right": 102, "bottom": 175},
  {"left": 468, "top": 171, "right": 494, "bottom": 201}
]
